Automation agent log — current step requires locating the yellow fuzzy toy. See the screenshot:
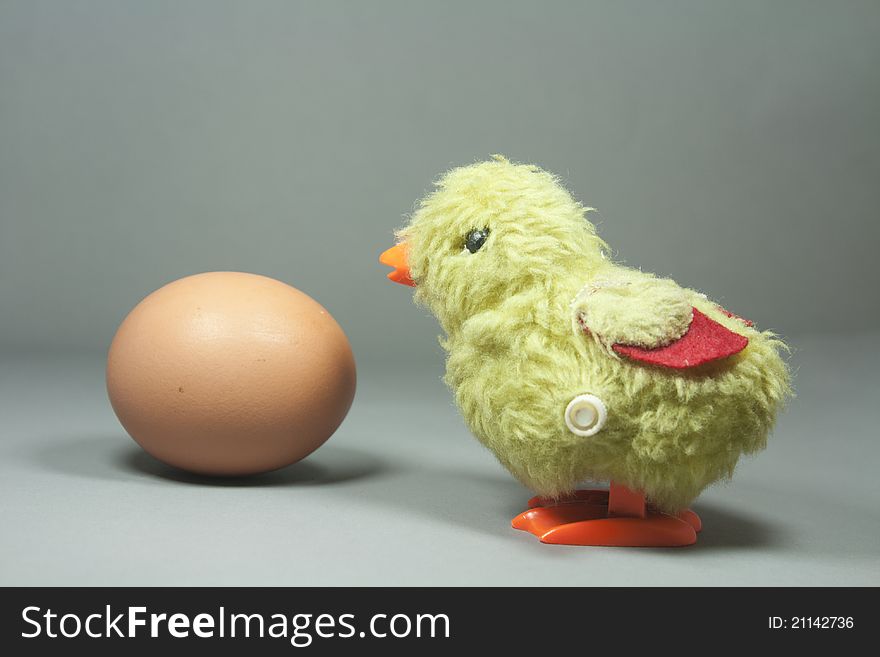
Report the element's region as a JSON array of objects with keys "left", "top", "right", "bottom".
[{"left": 381, "top": 156, "right": 791, "bottom": 546}]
